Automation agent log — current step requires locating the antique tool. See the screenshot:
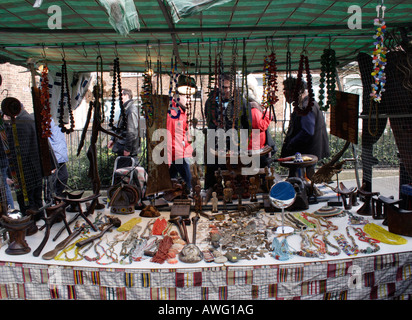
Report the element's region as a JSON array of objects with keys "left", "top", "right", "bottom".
[
  {"left": 169, "top": 216, "right": 186, "bottom": 242},
  {"left": 178, "top": 214, "right": 203, "bottom": 263},
  {"left": 42, "top": 225, "right": 85, "bottom": 260},
  {"left": 76, "top": 216, "right": 121, "bottom": 247}
]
